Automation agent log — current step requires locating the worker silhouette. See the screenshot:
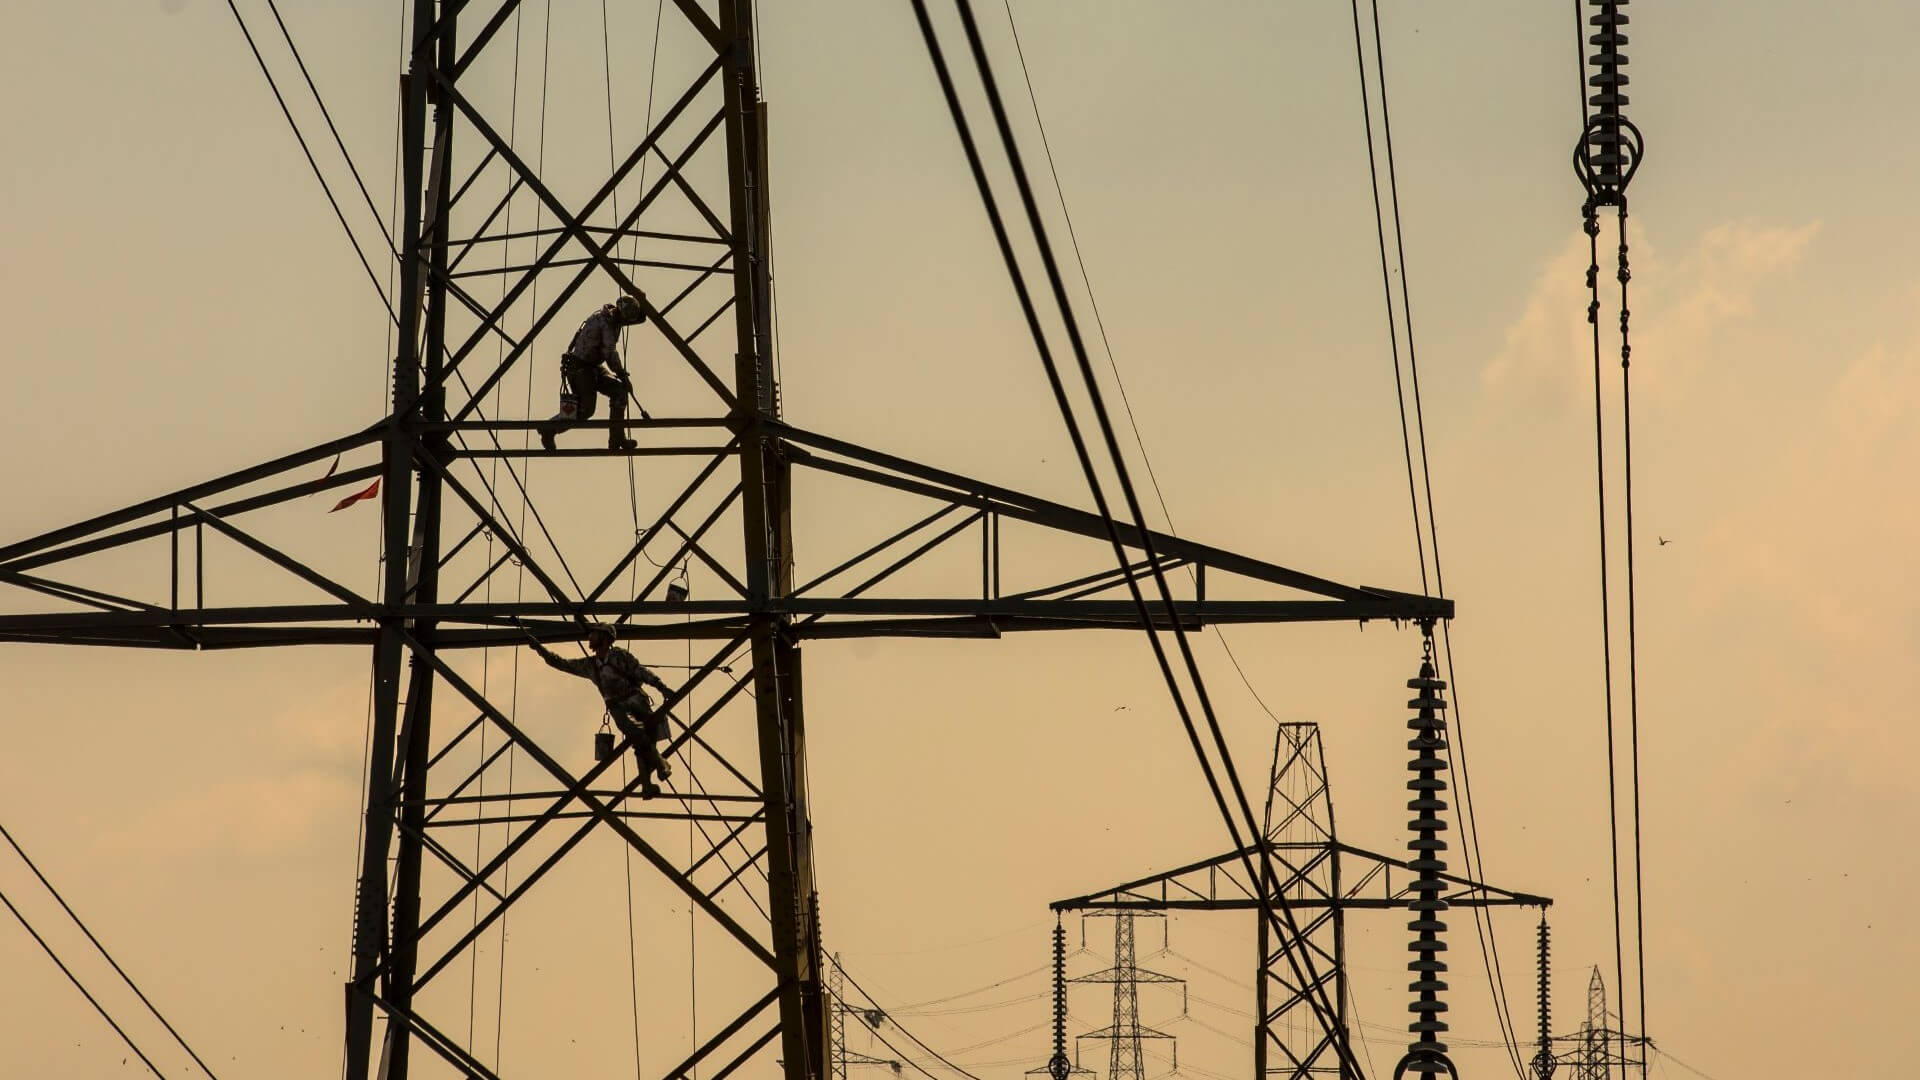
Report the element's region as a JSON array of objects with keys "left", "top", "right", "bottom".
[
  {"left": 537, "top": 294, "right": 650, "bottom": 451},
  {"left": 529, "top": 623, "right": 675, "bottom": 797}
]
